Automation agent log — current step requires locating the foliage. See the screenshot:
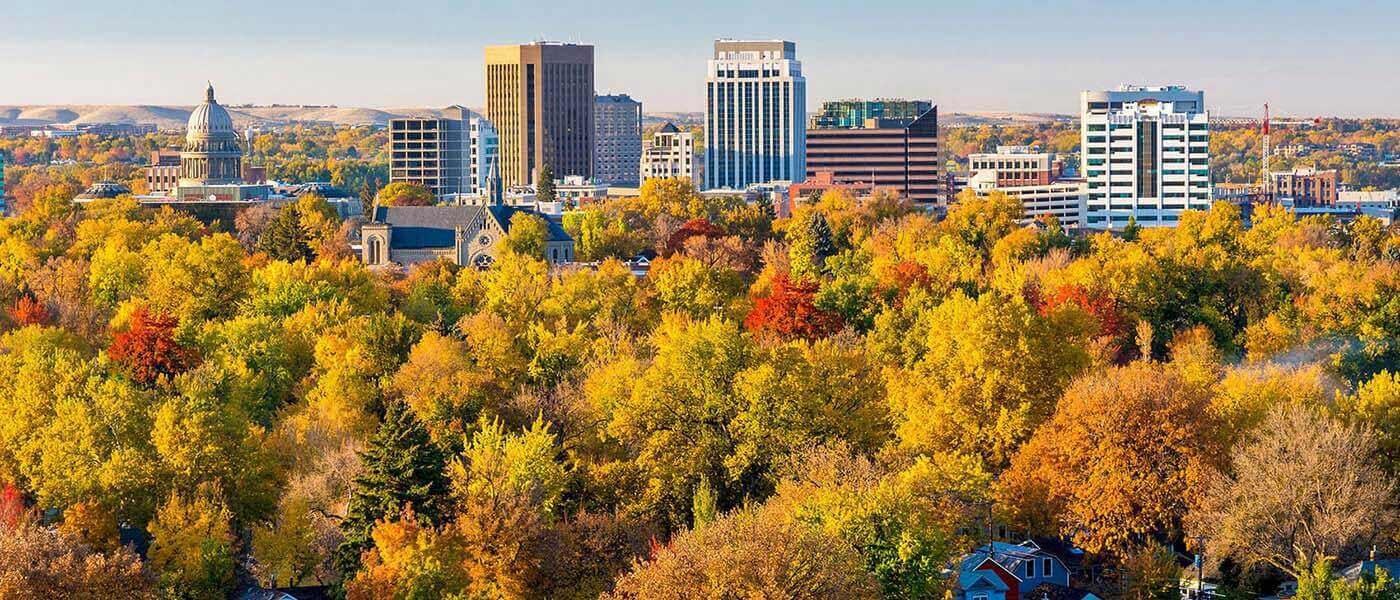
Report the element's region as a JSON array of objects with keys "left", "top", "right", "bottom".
[
  {"left": 0, "top": 517, "right": 155, "bottom": 599},
  {"left": 536, "top": 163, "right": 556, "bottom": 204},
  {"left": 744, "top": 272, "right": 845, "bottom": 341},
  {"left": 256, "top": 204, "right": 316, "bottom": 262},
  {"left": 1188, "top": 405, "right": 1397, "bottom": 579},
  {"left": 605, "top": 501, "right": 880, "bottom": 600},
  {"left": 108, "top": 306, "right": 197, "bottom": 386},
  {"left": 147, "top": 490, "right": 237, "bottom": 600},
  {"left": 336, "top": 399, "right": 451, "bottom": 579},
  {"left": 504, "top": 211, "right": 550, "bottom": 259},
  {"left": 998, "top": 360, "right": 1225, "bottom": 557},
  {"left": 375, "top": 182, "right": 433, "bottom": 207}
]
